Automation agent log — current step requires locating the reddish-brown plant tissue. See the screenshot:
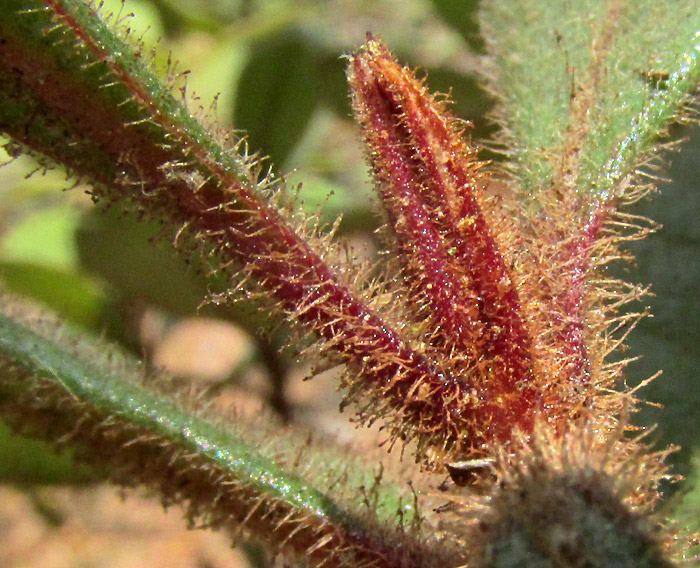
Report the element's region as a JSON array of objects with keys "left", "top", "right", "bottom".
[{"left": 347, "top": 38, "right": 629, "bottom": 463}]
